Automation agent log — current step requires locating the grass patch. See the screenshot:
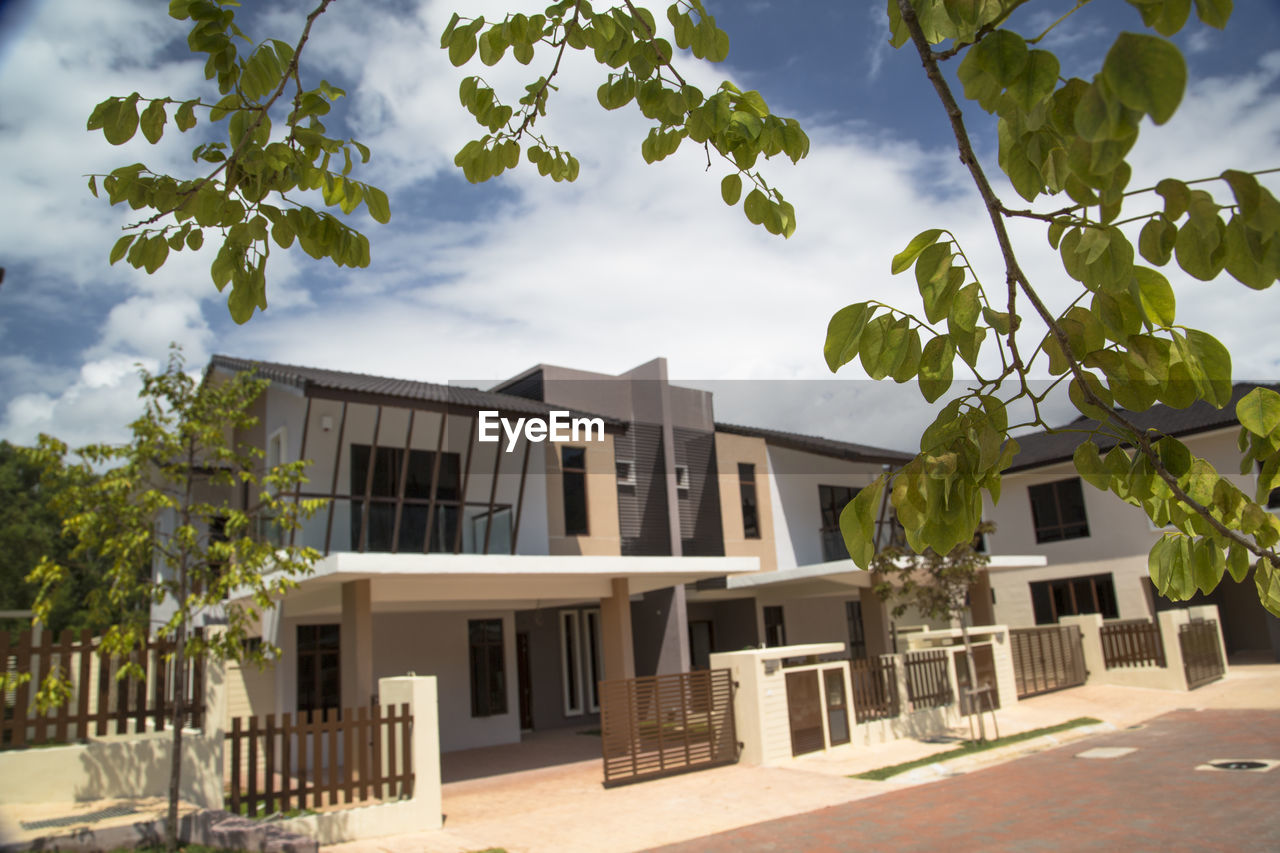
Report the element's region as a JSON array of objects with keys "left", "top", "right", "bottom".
[{"left": 852, "top": 716, "right": 1104, "bottom": 781}]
